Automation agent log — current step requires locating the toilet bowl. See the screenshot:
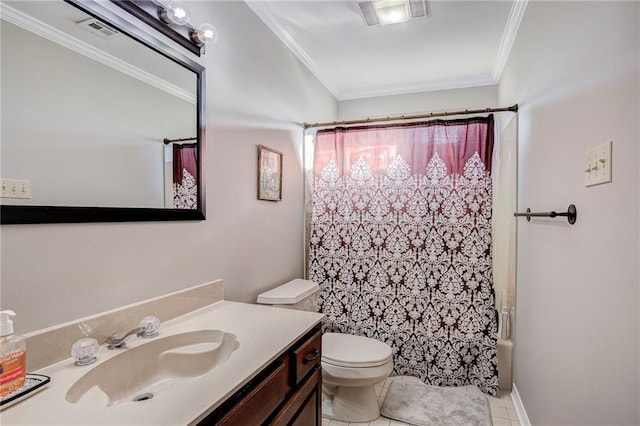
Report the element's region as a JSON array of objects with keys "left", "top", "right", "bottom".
[
  {"left": 321, "top": 332, "right": 393, "bottom": 422},
  {"left": 257, "top": 279, "right": 394, "bottom": 423}
]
